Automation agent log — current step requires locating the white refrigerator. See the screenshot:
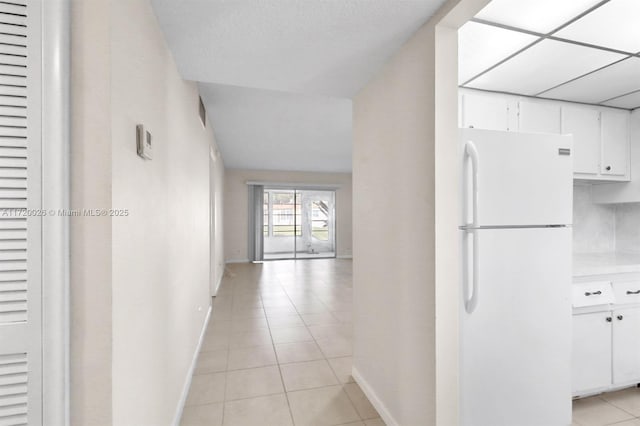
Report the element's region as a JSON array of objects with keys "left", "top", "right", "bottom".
[{"left": 459, "top": 128, "right": 573, "bottom": 426}]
